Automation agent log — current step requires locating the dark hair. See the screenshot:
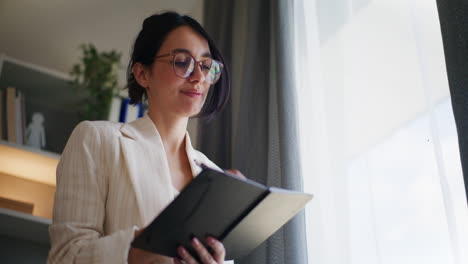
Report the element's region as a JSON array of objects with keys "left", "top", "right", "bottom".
[{"left": 126, "top": 11, "right": 230, "bottom": 120}]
